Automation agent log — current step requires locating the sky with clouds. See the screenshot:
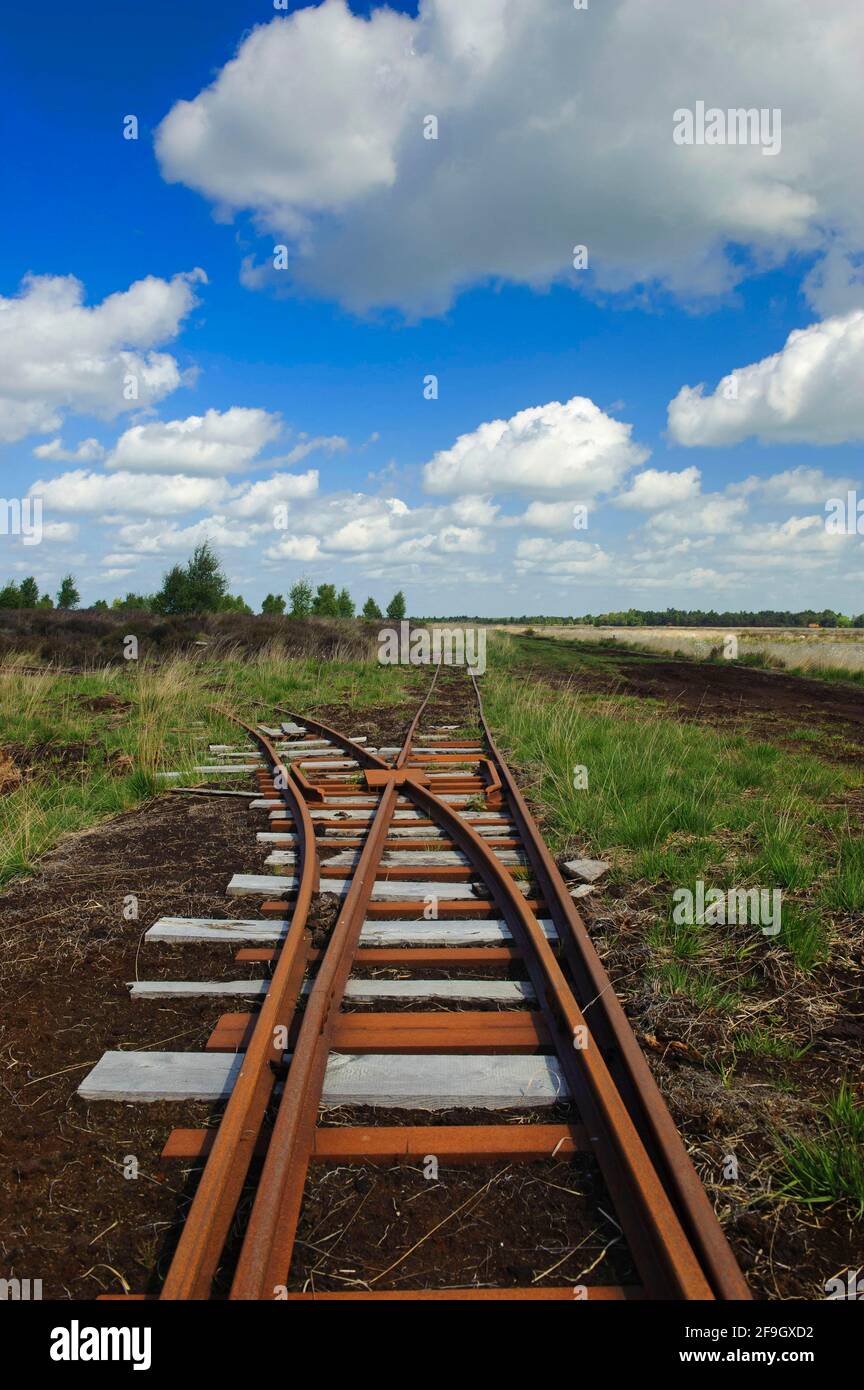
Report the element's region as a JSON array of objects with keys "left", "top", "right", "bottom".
[{"left": 1, "top": 0, "right": 863, "bottom": 614}]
